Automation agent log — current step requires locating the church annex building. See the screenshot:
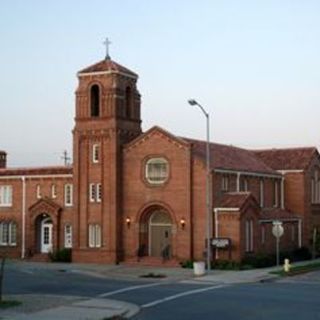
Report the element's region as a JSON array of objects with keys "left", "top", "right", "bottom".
[{"left": 1, "top": 54, "right": 320, "bottom": 265}]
